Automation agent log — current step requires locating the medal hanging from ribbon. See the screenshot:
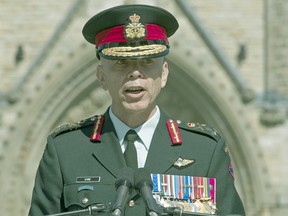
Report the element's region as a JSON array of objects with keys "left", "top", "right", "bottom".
[{"left": 151, "top": 174, "right": 217, "bottom": 214}]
